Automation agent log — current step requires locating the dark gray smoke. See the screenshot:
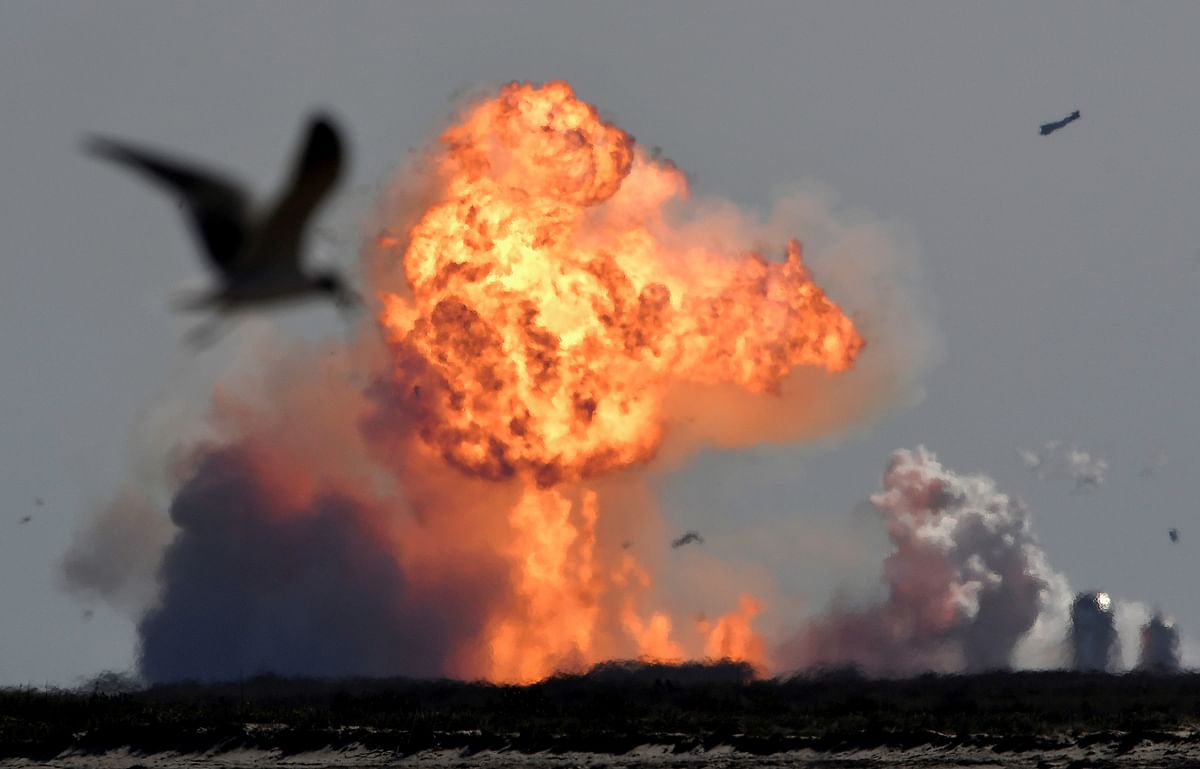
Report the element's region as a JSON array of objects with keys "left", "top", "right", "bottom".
[
  {"left": 1069, "top": 591, "right": 1118, "bottom": 672},
  {"left": 137, "top": 447, "right": 501, "bottom": 682},
  {"left": 1139, "top": 612, "right": 1181, "bottom": 673},
  {"left": 779, "top": 447, "right": 1068, "bottom": 676}
]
